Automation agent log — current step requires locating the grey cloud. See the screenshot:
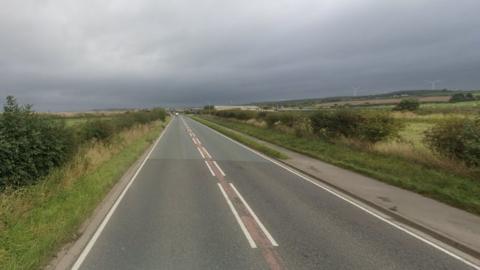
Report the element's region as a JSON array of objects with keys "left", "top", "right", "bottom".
[{"left": 1, "top": 0, "right": 479, "bottom": 111}]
